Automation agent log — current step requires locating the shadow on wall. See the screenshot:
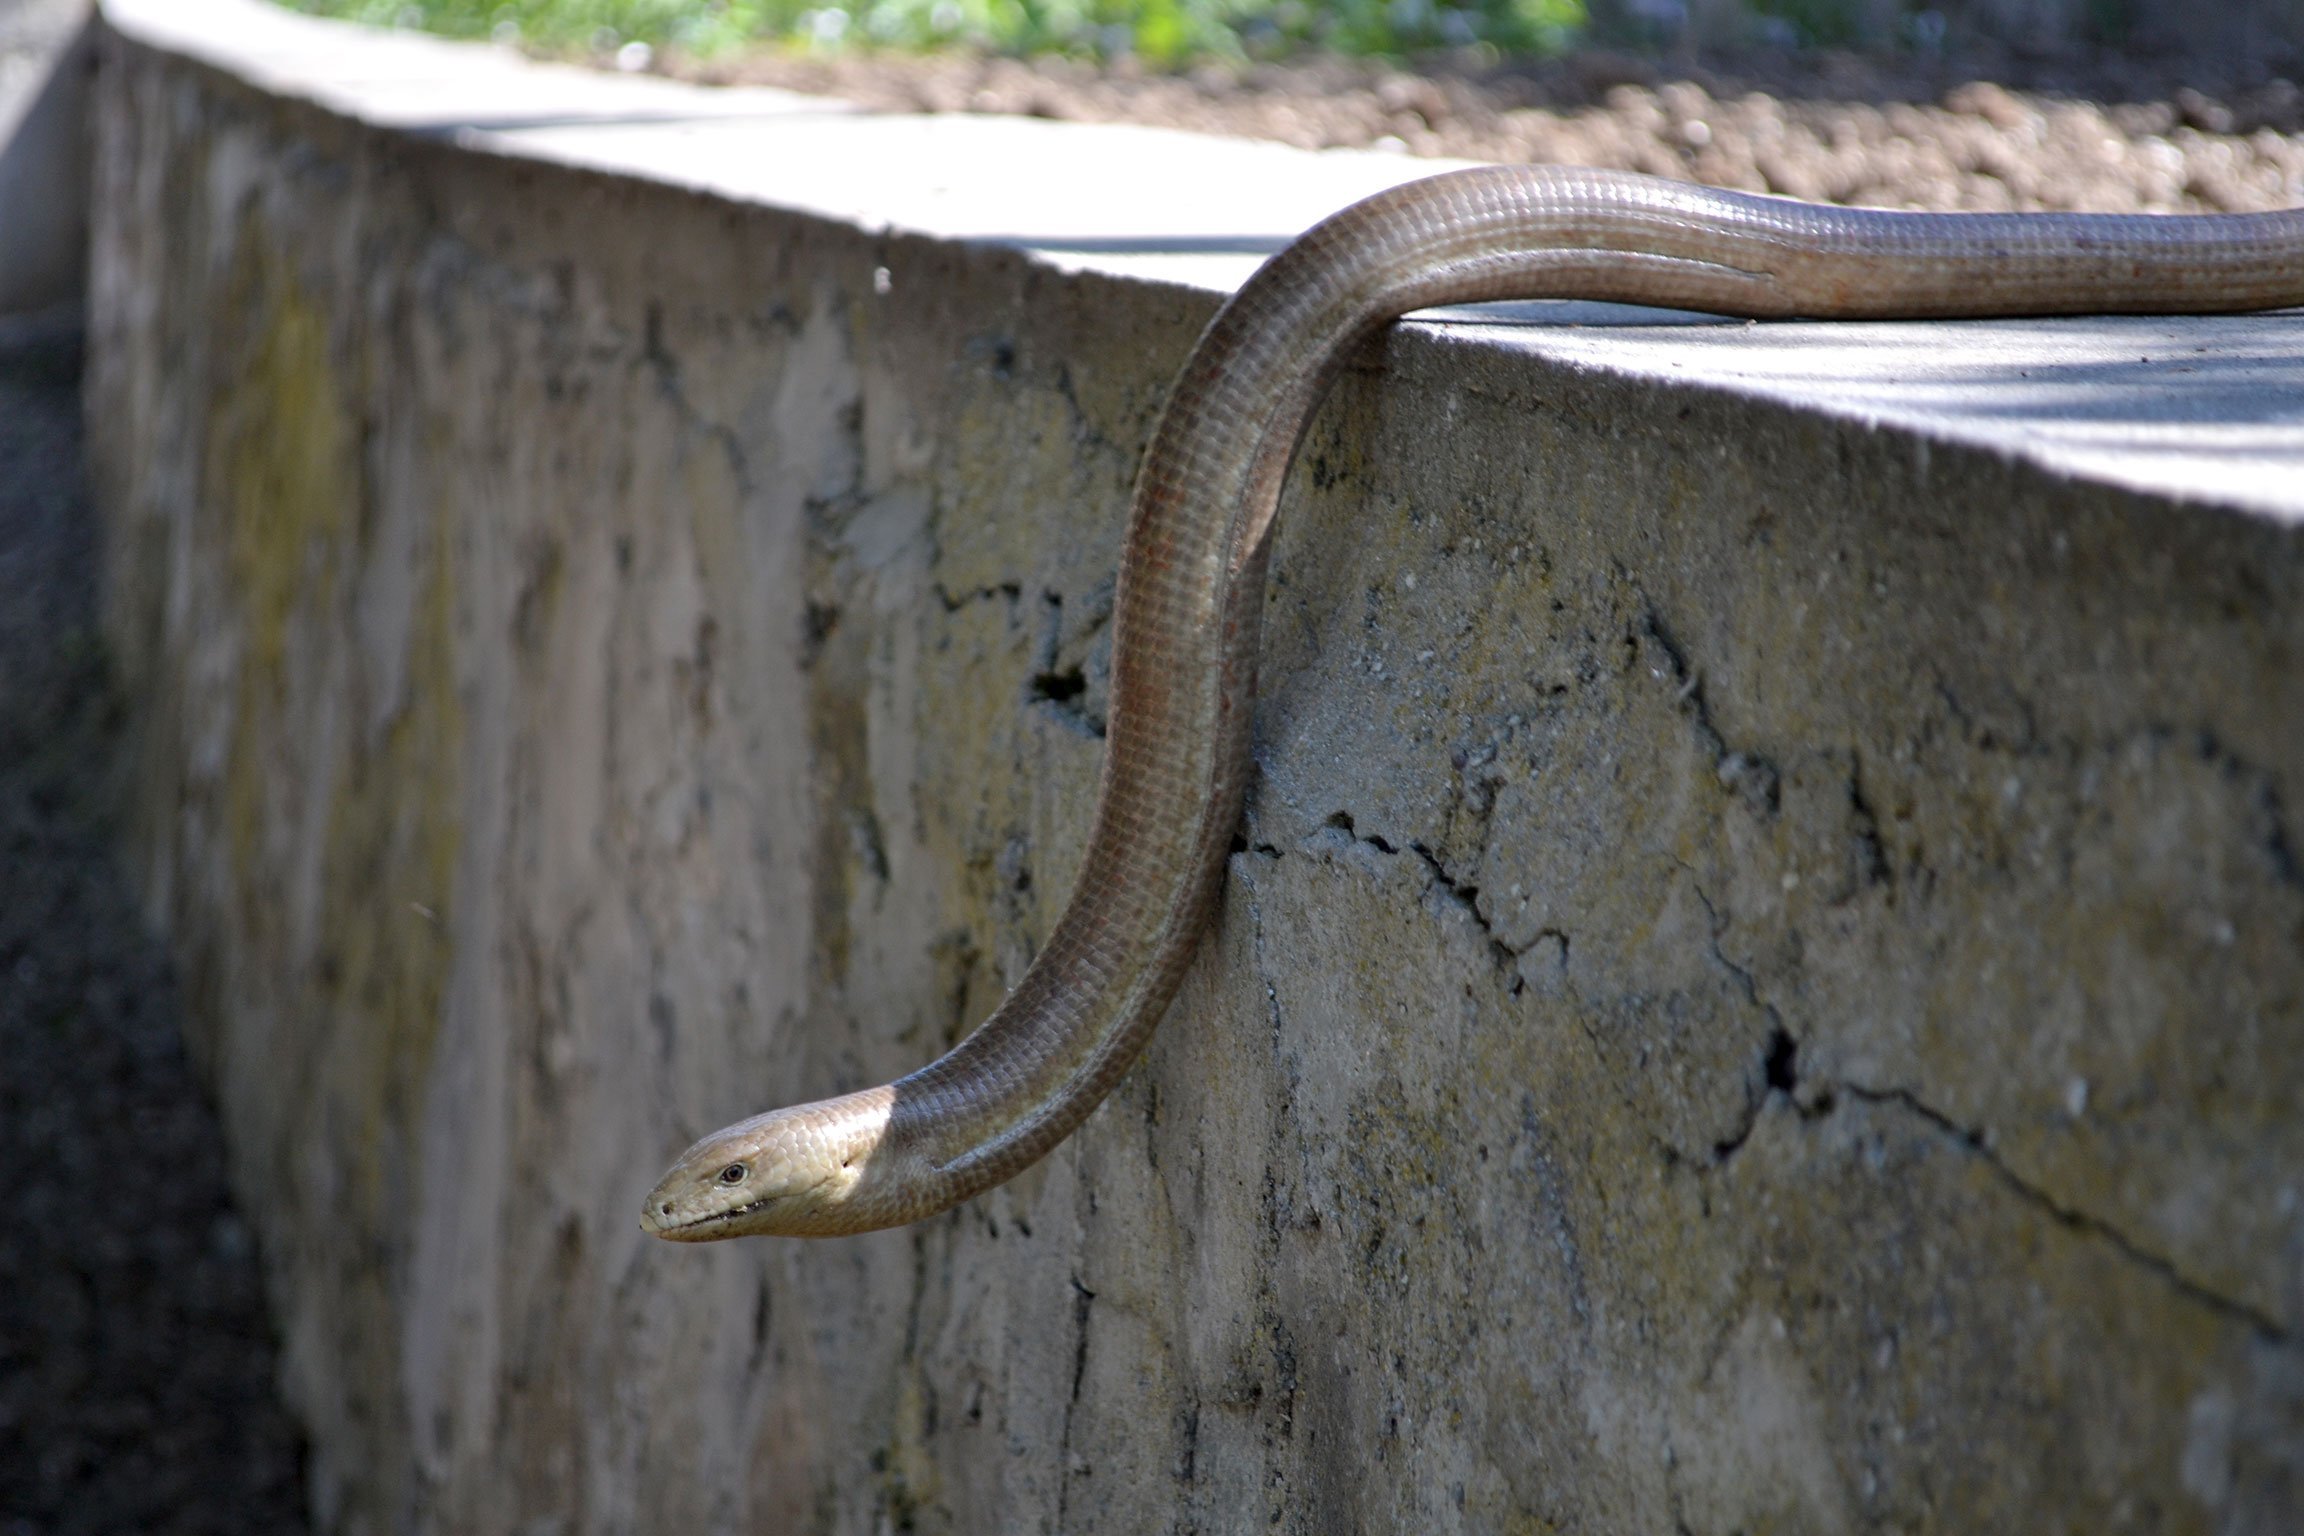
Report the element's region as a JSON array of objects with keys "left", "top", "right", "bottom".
[{"left": 0, "top": 3, "right": 92, "bottom": 319}]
